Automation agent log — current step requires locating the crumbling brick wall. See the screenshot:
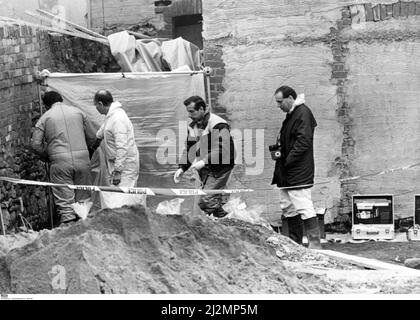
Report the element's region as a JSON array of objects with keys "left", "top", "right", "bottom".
[
  {"left": 0, "top": 23, "right": 50, "bottom": 233},
  {"left": 40, "top": 33, "right": 120, "bottom": 73},
  {"left": 0, "top": 21, "right": 120, "bottom": 233}
]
